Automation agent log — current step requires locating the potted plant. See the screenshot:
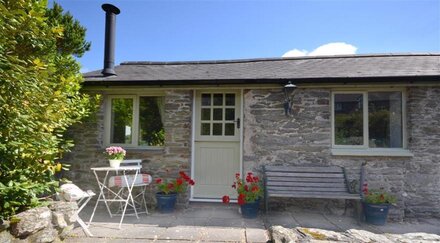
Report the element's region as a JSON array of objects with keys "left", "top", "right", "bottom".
[
  {"left": 362, "top": 183, "right": 396, "bottom": 225},
  {"left": 222, "top": 172, "right": 263, "bottom": 219},
  {"left": 104, "top": 146, "right": 126, "bottom": 168},
  {"left": 155, "top": 171, "right": 195, "bottom": 213}
]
